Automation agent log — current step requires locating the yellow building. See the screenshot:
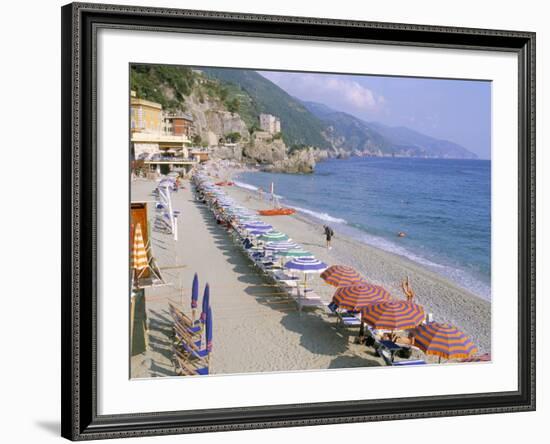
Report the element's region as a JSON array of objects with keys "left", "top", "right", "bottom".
[
  {"left": 130, "top": 91, "right": 198, "bottom": 176},
  {"left": 130, "top": 93, "right": 163, "bottom": 134}
]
